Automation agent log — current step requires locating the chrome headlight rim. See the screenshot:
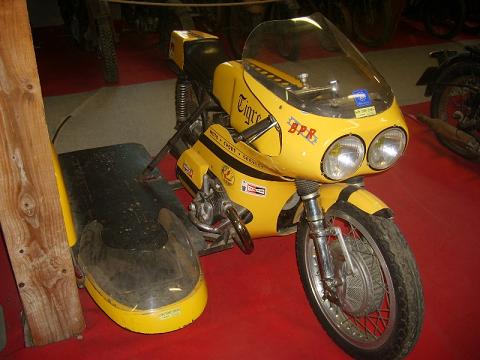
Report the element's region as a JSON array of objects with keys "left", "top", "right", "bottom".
[
  {"left": 321, "top": 134, "right": 366, "bottom": 181},
  {"left": 367, "top": 126, "right": 407, "bottom": 171}
]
